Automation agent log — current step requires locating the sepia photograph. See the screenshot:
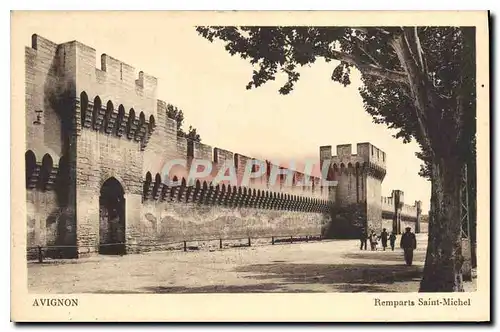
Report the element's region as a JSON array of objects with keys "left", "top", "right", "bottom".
[{"left": 10, "top": 10, "right": 490, "bottom": 322}]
